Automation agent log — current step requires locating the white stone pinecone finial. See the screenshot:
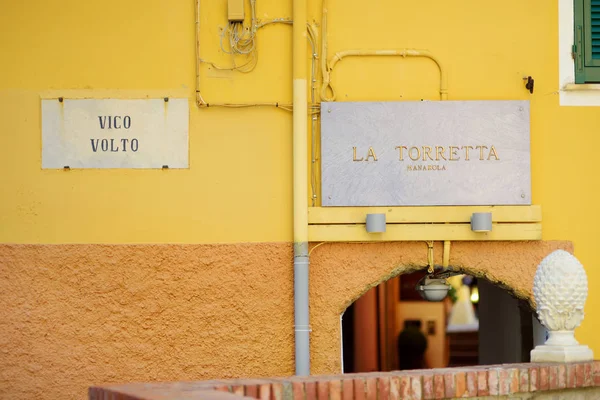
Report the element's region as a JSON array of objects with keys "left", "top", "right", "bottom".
[
  {"left": 531, "top": 249, "right": 593, "bottom": 362},
  {"left": 533, "top": 249, "right": 588, "bottom": 332}
]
